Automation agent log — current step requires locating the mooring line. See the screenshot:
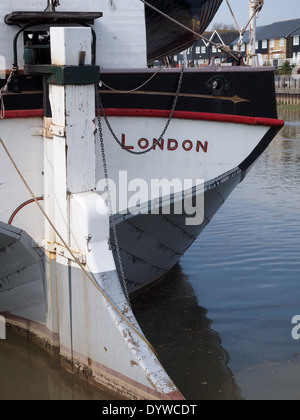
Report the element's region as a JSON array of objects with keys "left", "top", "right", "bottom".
[{"left": 0, "top": 136, "right": 158, "bottom": 357}]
